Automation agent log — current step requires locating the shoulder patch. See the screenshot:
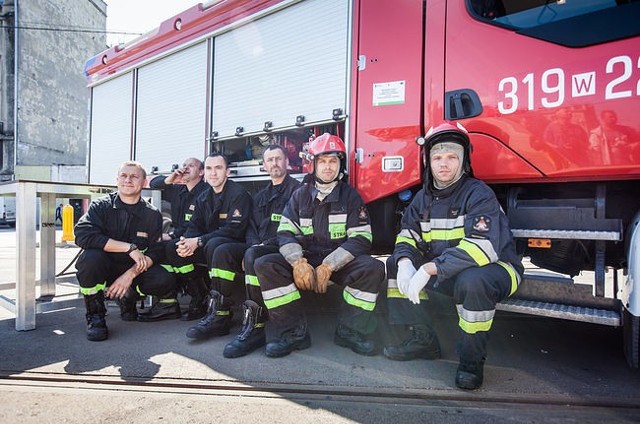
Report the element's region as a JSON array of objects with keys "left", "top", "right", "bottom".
[
  {"left": 473, "top": 216, "right": 491, "bottom": 232},
  {"left": 232, "top": 209, "right": 242, "bottom": 218},
  {"left": 358, "top": 206, "right": 369, "bottom": 221}
]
